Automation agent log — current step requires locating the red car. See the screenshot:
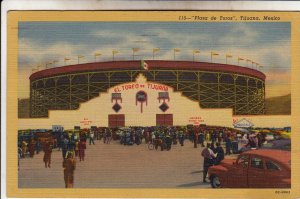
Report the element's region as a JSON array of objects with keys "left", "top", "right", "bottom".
[{"left": 208, "top": 149, "right": 291, "bottom": 188}]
